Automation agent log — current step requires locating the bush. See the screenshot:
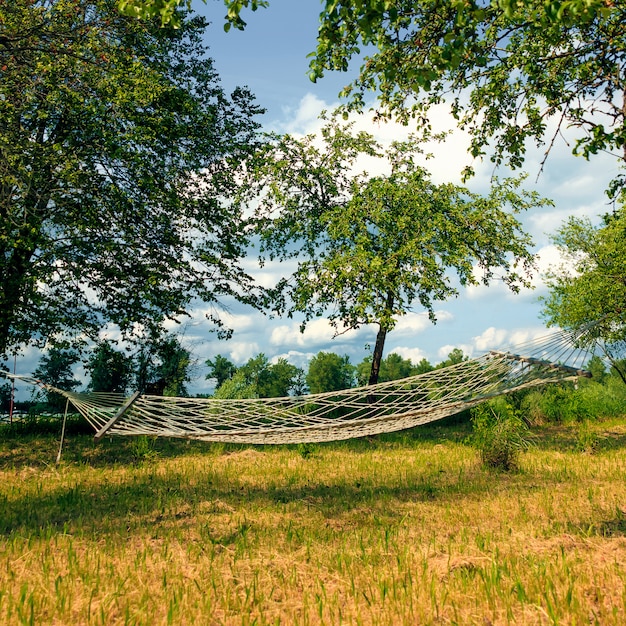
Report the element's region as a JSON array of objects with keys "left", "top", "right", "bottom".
[
  {"left": 520, "top": 378, "right": 626, "bottom": 424},
  {"left": 471, "top": 398, "right": 533, "bottom": 471}
]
